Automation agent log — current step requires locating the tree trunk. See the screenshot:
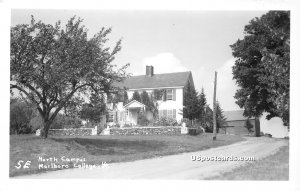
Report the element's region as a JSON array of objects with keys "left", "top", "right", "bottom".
[{"left": 40, "top": 120, "right": 51, "bottom": 138}]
